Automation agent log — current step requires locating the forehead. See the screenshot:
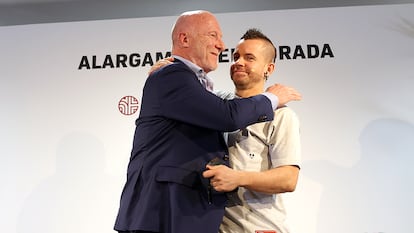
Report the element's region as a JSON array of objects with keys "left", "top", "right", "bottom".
[
  {"left": 235, "top": 39, "right": 266, "bottom": 54},
  {"left": 204, "top": 21, "right": 223, "bottom": 36},
  {"left": 194, "top": 14, "right": 222, "bottom": 33}
]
